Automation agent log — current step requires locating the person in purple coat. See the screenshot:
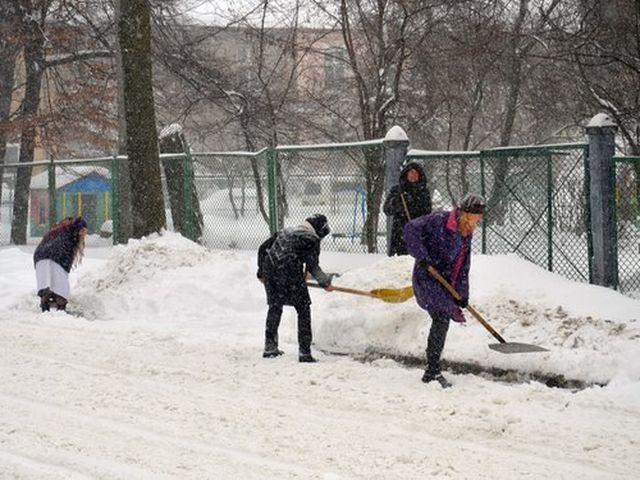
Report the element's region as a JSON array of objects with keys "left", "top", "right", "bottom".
[{"left": 403, "top": 193, "right": 486, "bottom": 388}]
